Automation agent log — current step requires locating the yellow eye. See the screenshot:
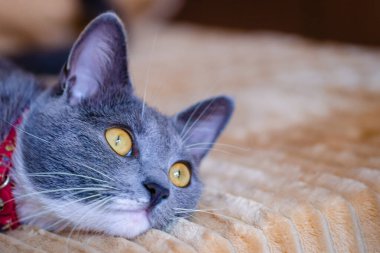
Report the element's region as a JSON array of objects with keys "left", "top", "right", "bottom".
[
  {"left": 105, "top": 128, "right": 133, "bottom": 156},
  {"left": 169, "top": 162, "right": 191, "bottom": 188}
]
